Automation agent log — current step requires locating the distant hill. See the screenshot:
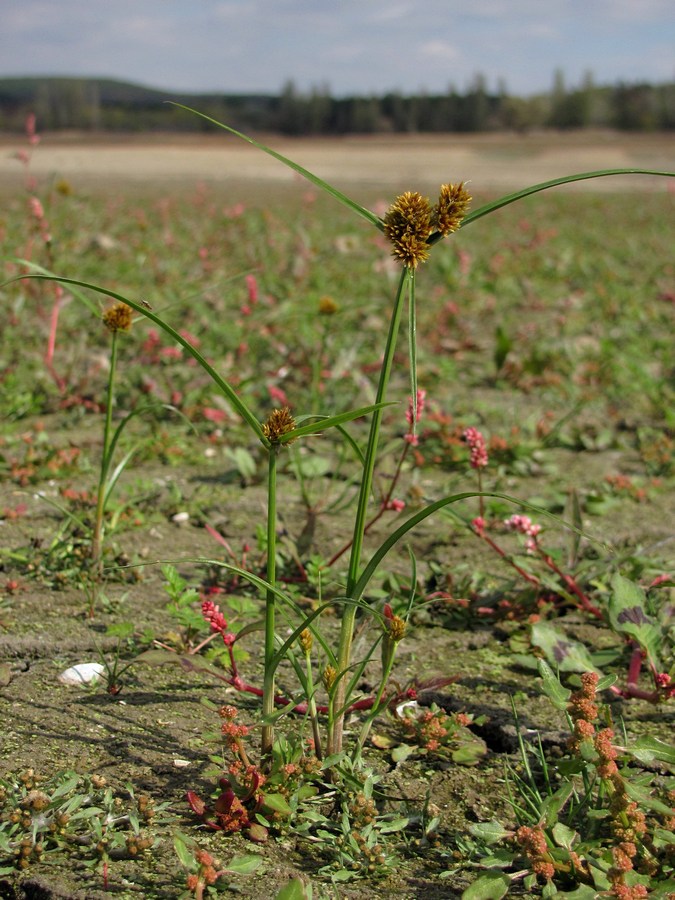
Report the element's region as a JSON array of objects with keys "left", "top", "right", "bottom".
[
  {"left": 1, "top": 74, "right": 673, "bottom": 134},
  {"left": 0, "top": 76, "right": 278, "bottom": 133}
]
